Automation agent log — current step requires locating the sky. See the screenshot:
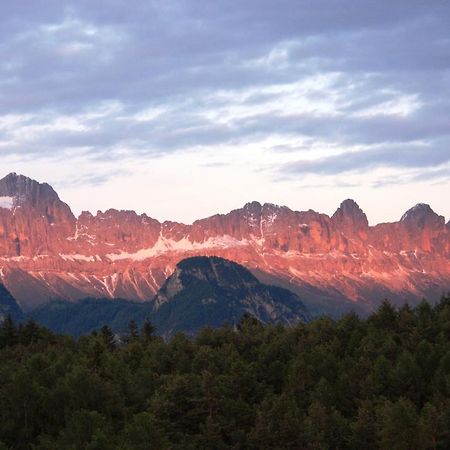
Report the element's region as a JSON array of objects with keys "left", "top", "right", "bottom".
[{"left": 0, "top": 0, "right": 449, "bottom": 225}]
